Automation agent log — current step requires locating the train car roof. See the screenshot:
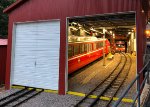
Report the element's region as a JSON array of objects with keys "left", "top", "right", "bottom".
[
  {"left": 68, "top": 36, "right": 107, "bottom": 44},
  {"left": 68, "top": 39, "right": 107, "bottom": 43}
]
